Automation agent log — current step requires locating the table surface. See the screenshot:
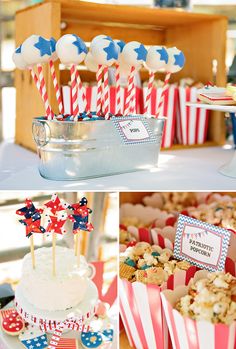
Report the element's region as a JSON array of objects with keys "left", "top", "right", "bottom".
[
  {"left": 1, "top": 141, "right": 236, "bottom": 190},
  {"left": 186, "top": 102, "right": 236, "bottom": 113}
]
